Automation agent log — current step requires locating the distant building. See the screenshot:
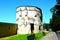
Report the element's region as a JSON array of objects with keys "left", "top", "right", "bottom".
[
  {"left": 16, "top": 6, "right": 42, "bottom": 34},
  {"left": 0, "top": 22, "right": 18, "bottom": 37}
]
